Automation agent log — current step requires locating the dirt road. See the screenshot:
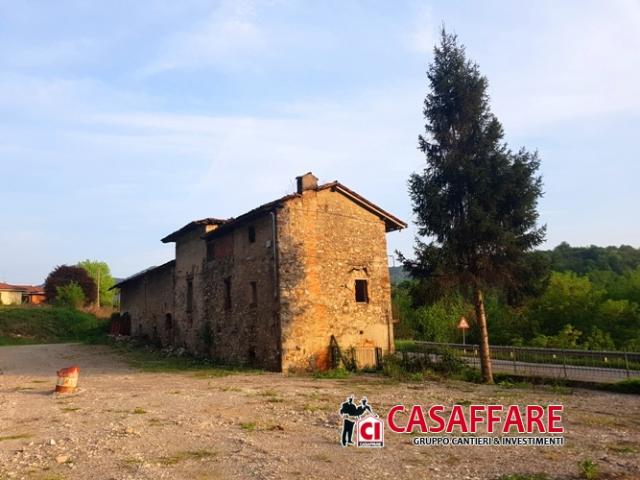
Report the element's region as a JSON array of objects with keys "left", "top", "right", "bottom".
[{"left": 1, "top": 344, "right": 639, "bottom": 480}]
